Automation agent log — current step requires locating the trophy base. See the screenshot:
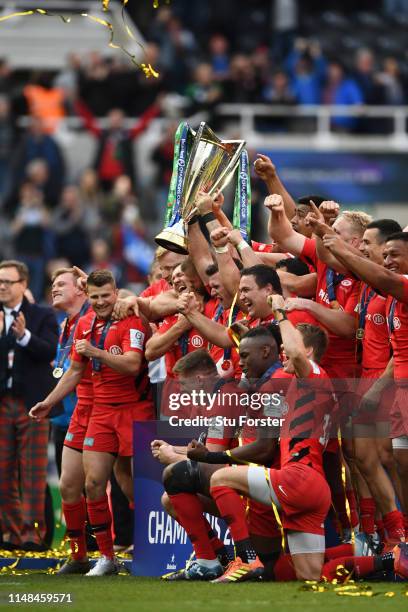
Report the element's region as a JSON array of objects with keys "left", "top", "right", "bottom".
[{"left": 155, "top": 225, "right": 188, "bottom": 255}]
